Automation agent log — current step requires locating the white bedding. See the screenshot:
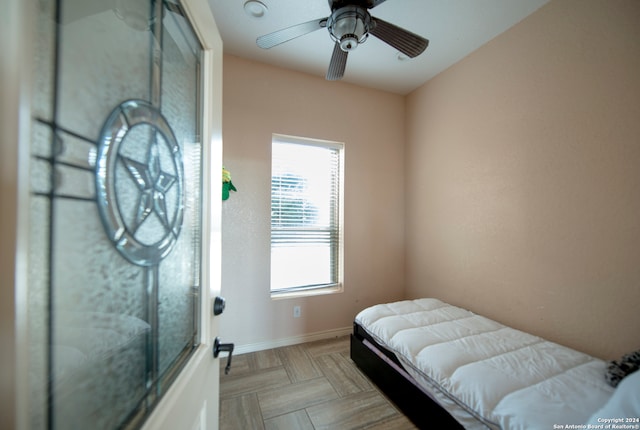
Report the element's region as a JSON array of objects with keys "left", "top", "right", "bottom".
[{"left": 355, "top": 298, "right": 615, "bottom": 430}]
